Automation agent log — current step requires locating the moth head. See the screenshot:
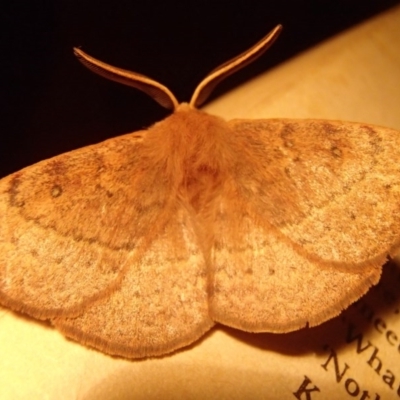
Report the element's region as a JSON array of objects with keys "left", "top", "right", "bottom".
[{"left": 73, "top": 25, "right": 282, "bottom": 112}]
